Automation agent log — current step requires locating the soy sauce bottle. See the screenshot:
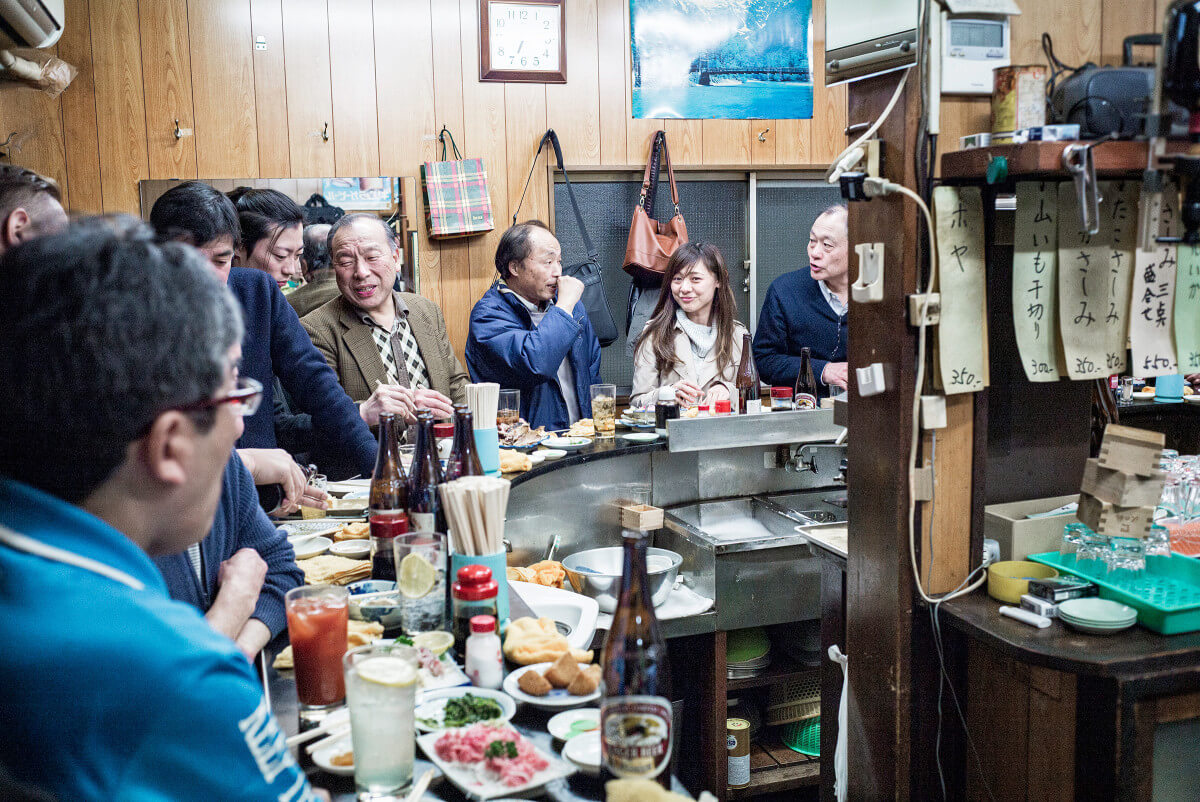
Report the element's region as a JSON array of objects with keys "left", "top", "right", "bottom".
[{"left": 370, "top": 411, "right": 407, "bottom": 515}]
